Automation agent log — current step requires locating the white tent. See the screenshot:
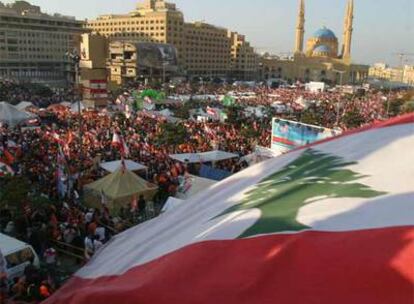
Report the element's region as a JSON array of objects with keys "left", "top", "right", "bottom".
[
  {"left": 100, "top": 160, "right": 147, "bottom": 173},
  {"left": 158, "top": 109, "right": 173, "bottom": 117},
  {"left": 0, "top": 102, "right": 36, "bottom": 126},
  {"left": 70, "top": 102, "right": 86, "bottom": 113},
  {"left": 15, "top": 101, "right": 35, "bottom": 111},
  {"left": 60, "top": 101, "right": 72, "bottom": 107},
  {"left": 169, "top": 150, "right": 239, "bottom": 164}
]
